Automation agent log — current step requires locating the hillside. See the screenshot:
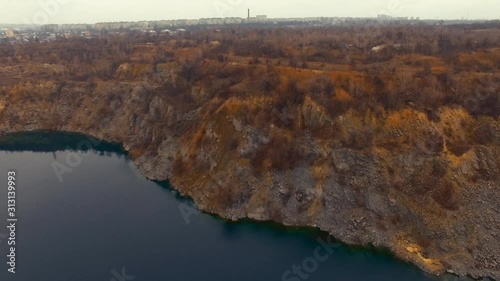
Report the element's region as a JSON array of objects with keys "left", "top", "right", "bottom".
[{"left": 0, "top": 22, "right": 499, "bottom": 280}]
